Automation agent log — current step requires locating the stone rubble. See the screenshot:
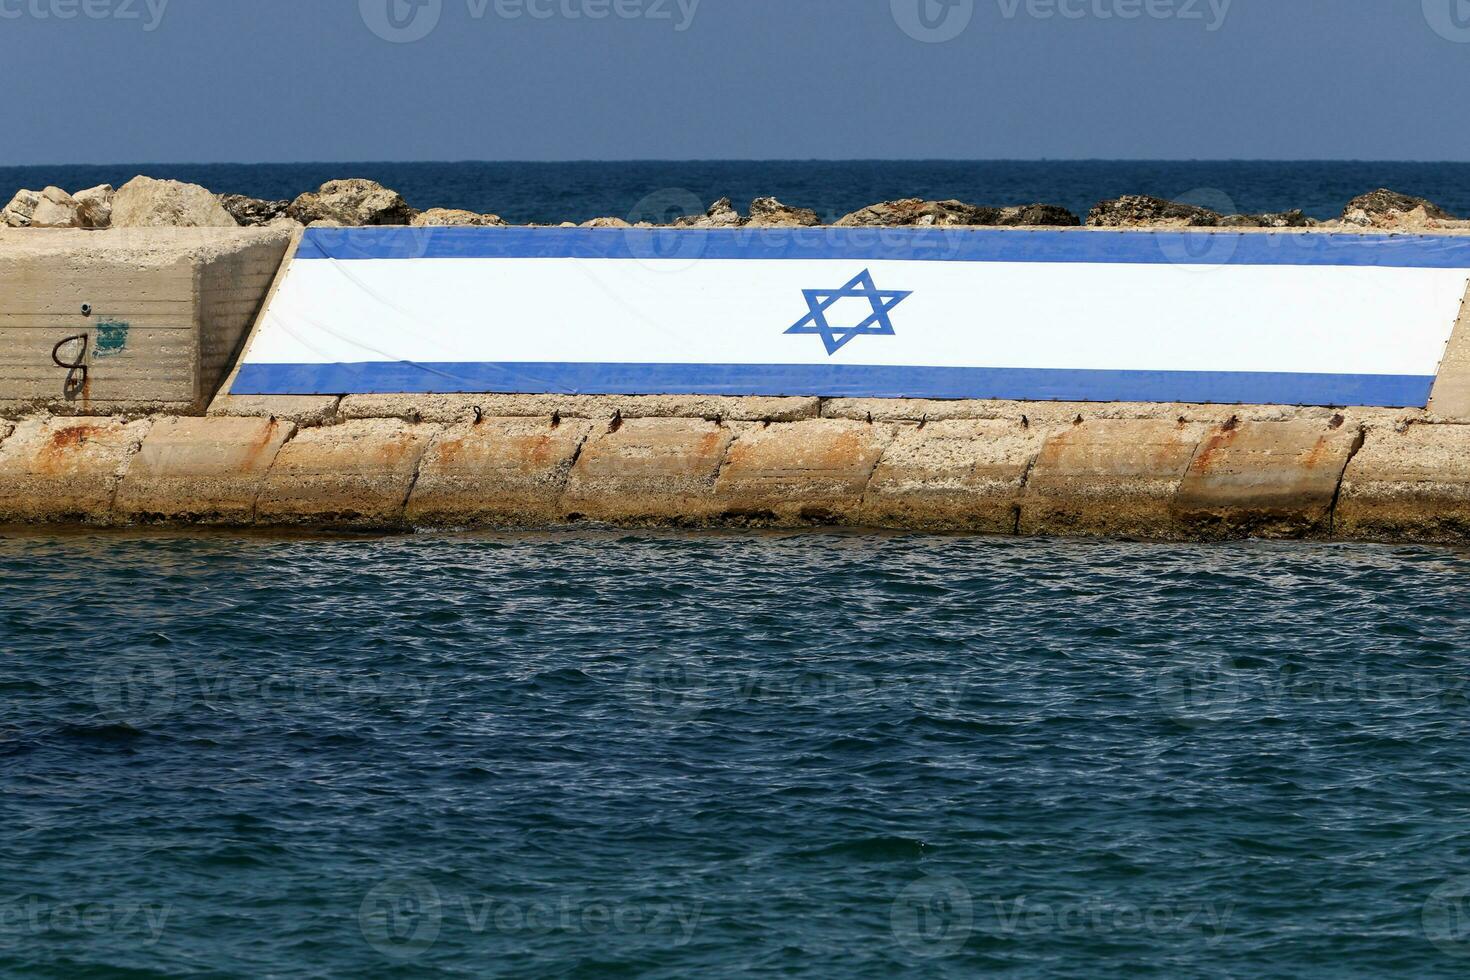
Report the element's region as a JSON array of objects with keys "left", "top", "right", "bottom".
[{"left": 2, "top": 176, "right": 1462, "bottom": 234}]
